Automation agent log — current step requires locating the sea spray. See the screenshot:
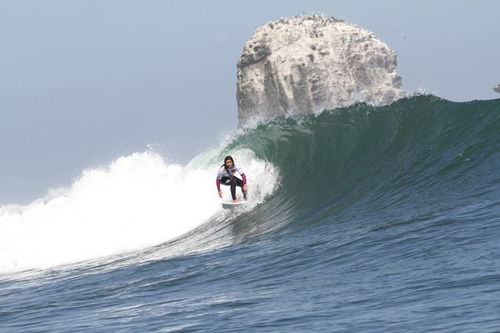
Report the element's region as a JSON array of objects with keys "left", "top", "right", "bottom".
[{"left": 0, "top": 149, "right": 279, "bottom": 274}]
